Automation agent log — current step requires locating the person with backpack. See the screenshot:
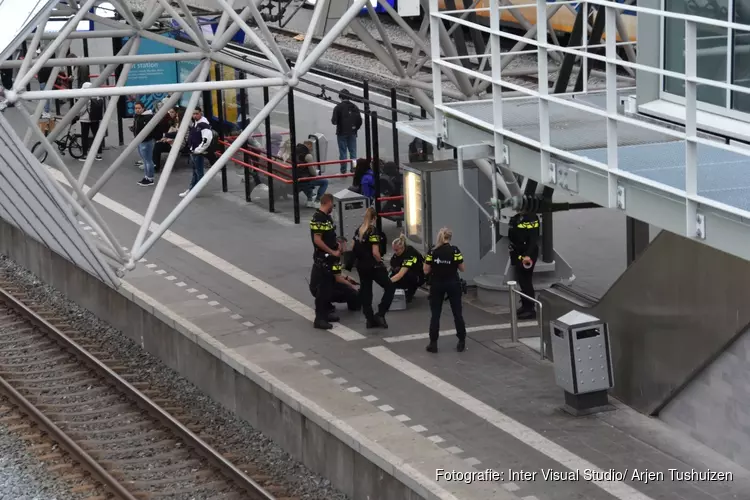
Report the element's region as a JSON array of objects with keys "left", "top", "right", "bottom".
[
  {"left": 180, "top": 106, "right": 217, "bottom": 198},
  {"left": 78, "top": 82, "right": 104, "bottom": 161},
  {"left": 331, "top": 89, "right": 362, "bottom": 174},
  {"left": 352, "top": 207, "right": 394, "bottom": 329},
  {"left": 389, "top": 233, "right": 425, "bottom": 303}
]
